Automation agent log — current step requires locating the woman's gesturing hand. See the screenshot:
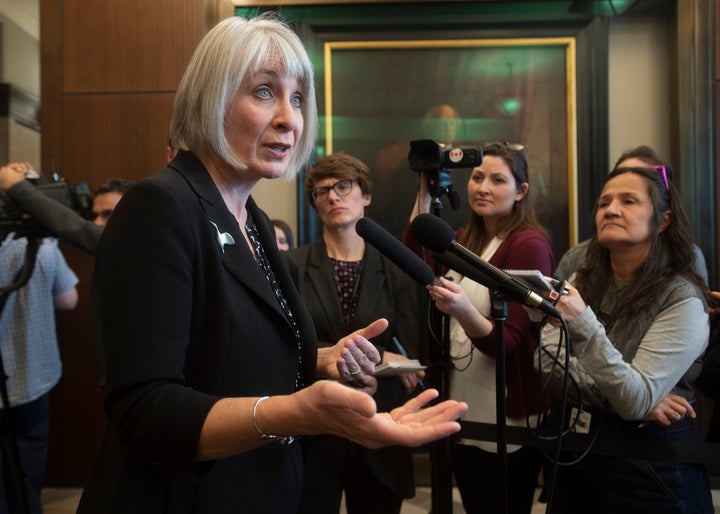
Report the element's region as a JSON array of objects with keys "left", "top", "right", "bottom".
[{"left": 294, "top": 380, "right": 468, "bottom": 448}]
